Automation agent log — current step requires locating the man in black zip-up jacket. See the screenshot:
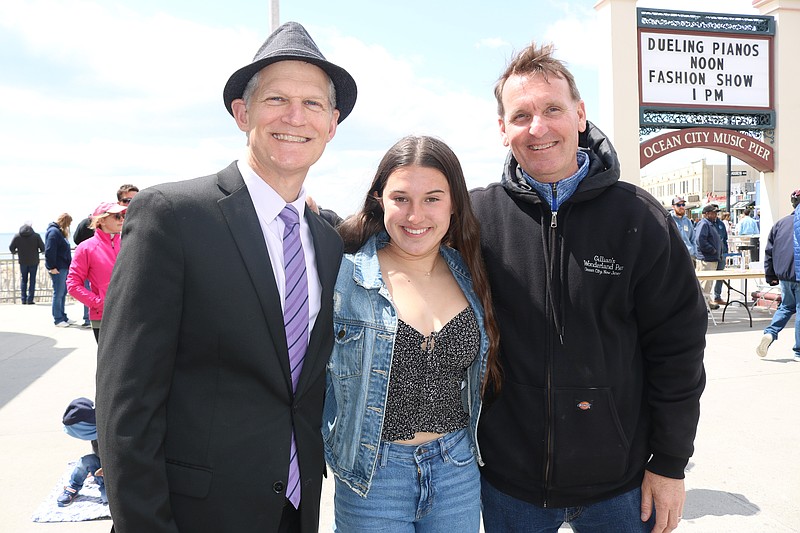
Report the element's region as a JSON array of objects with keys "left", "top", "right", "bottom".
[
  {"left": 756, "top": 190, "right": 800, "bottom": 360},
  {"left": 470, "top": 42, "right": 706, "bottom": 533}
]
